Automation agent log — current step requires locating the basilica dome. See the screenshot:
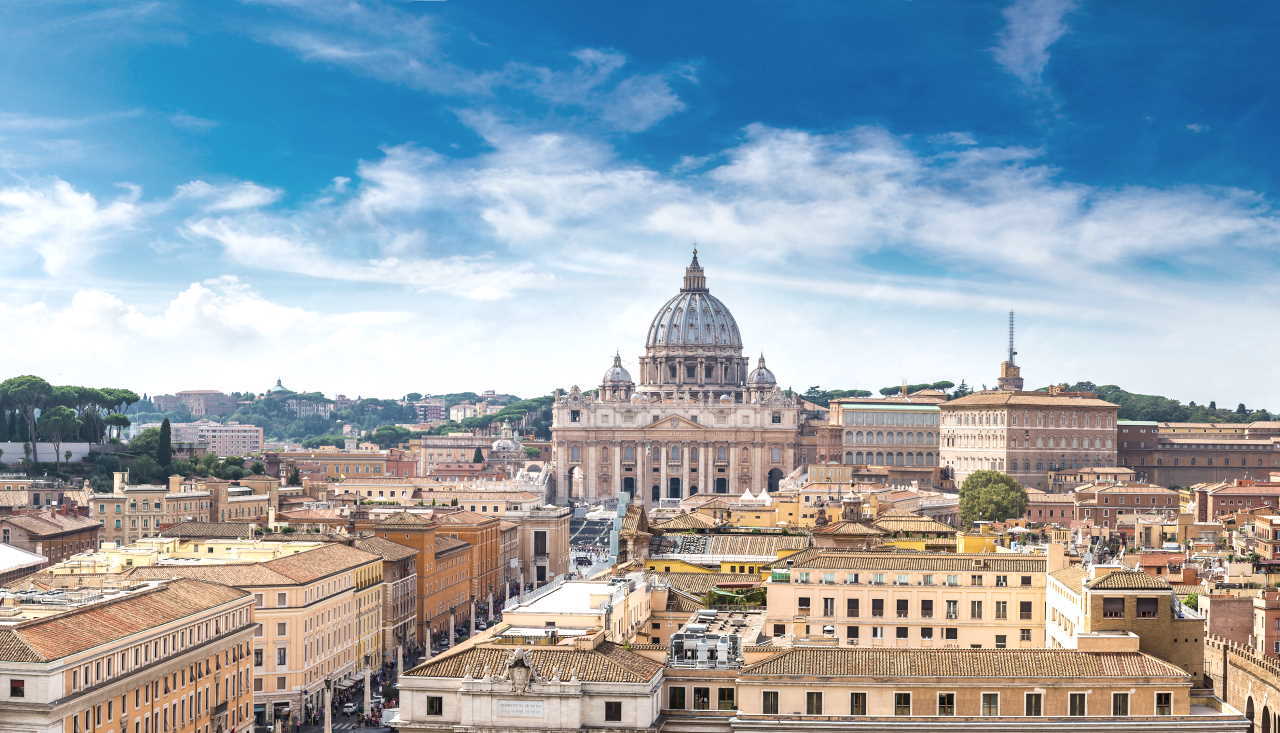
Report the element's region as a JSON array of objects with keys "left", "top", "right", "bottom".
[
  {"left": 747, "top": 355, "right": 776, "bottom": 387},
  {"left": 602, "top": 354, "right": 633, "bottom": 384},
  {"left": 645, "top": 251, "right": 742, "bottom": 350}
]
